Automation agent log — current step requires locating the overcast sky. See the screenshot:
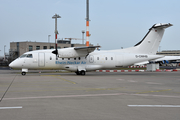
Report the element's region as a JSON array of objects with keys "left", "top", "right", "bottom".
[{"left": 0, "top": 0, "right": 179, "bottom": 56}]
